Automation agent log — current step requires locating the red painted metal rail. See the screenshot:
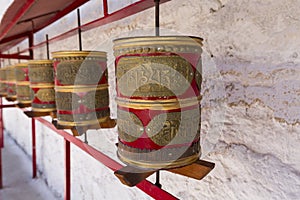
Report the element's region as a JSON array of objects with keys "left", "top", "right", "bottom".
[
  {"left": 0, "top": 0, "right": 179, "bottom": 199},
  {"left": 36, "top": 116, "right": 178, "bottom": 200},
  {"left": 7, "top": 0, "right": 171, "bottom": 57}
]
